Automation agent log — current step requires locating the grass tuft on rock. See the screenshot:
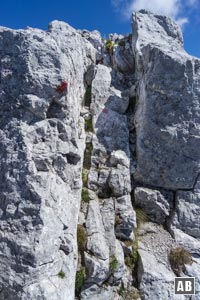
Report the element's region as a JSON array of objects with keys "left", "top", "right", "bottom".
[
  {"left": 84, "top": 85, "right": 92, "bottom": 107},
  {"left": 109, "top": 255, "right": 119, "bottom": 273},
  {"left": 169, "top": 246, "right": 192, "bottom": 275},
  {"left": 124, "top": 228, "right": 139, "bottom": 270},
  {"left": 135, "top": 208, "right": 149, "bottom": 225},
  {"left": 85, "top": 118, "right": 93, "bottom": 132},
  {"left": 82, "top": 168, "right": 88, "bottom": 187},
  {"left": 119, "top": 284, "right": 140, "bottom": 300},
  {"left": 58, "top": 270, "right": 65, "bottom": 279},
  {"left": 81, "top": 188, "right": 90, "bottom": 203},
  {"left": 83, "top": 142, "right": 93, "bottom": 170},
  {"left": 77, "top": 224, "right": 87, "bottom": 252},
  {"left": 75, "top": 267, "right": 85, "bottom": 297}
]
